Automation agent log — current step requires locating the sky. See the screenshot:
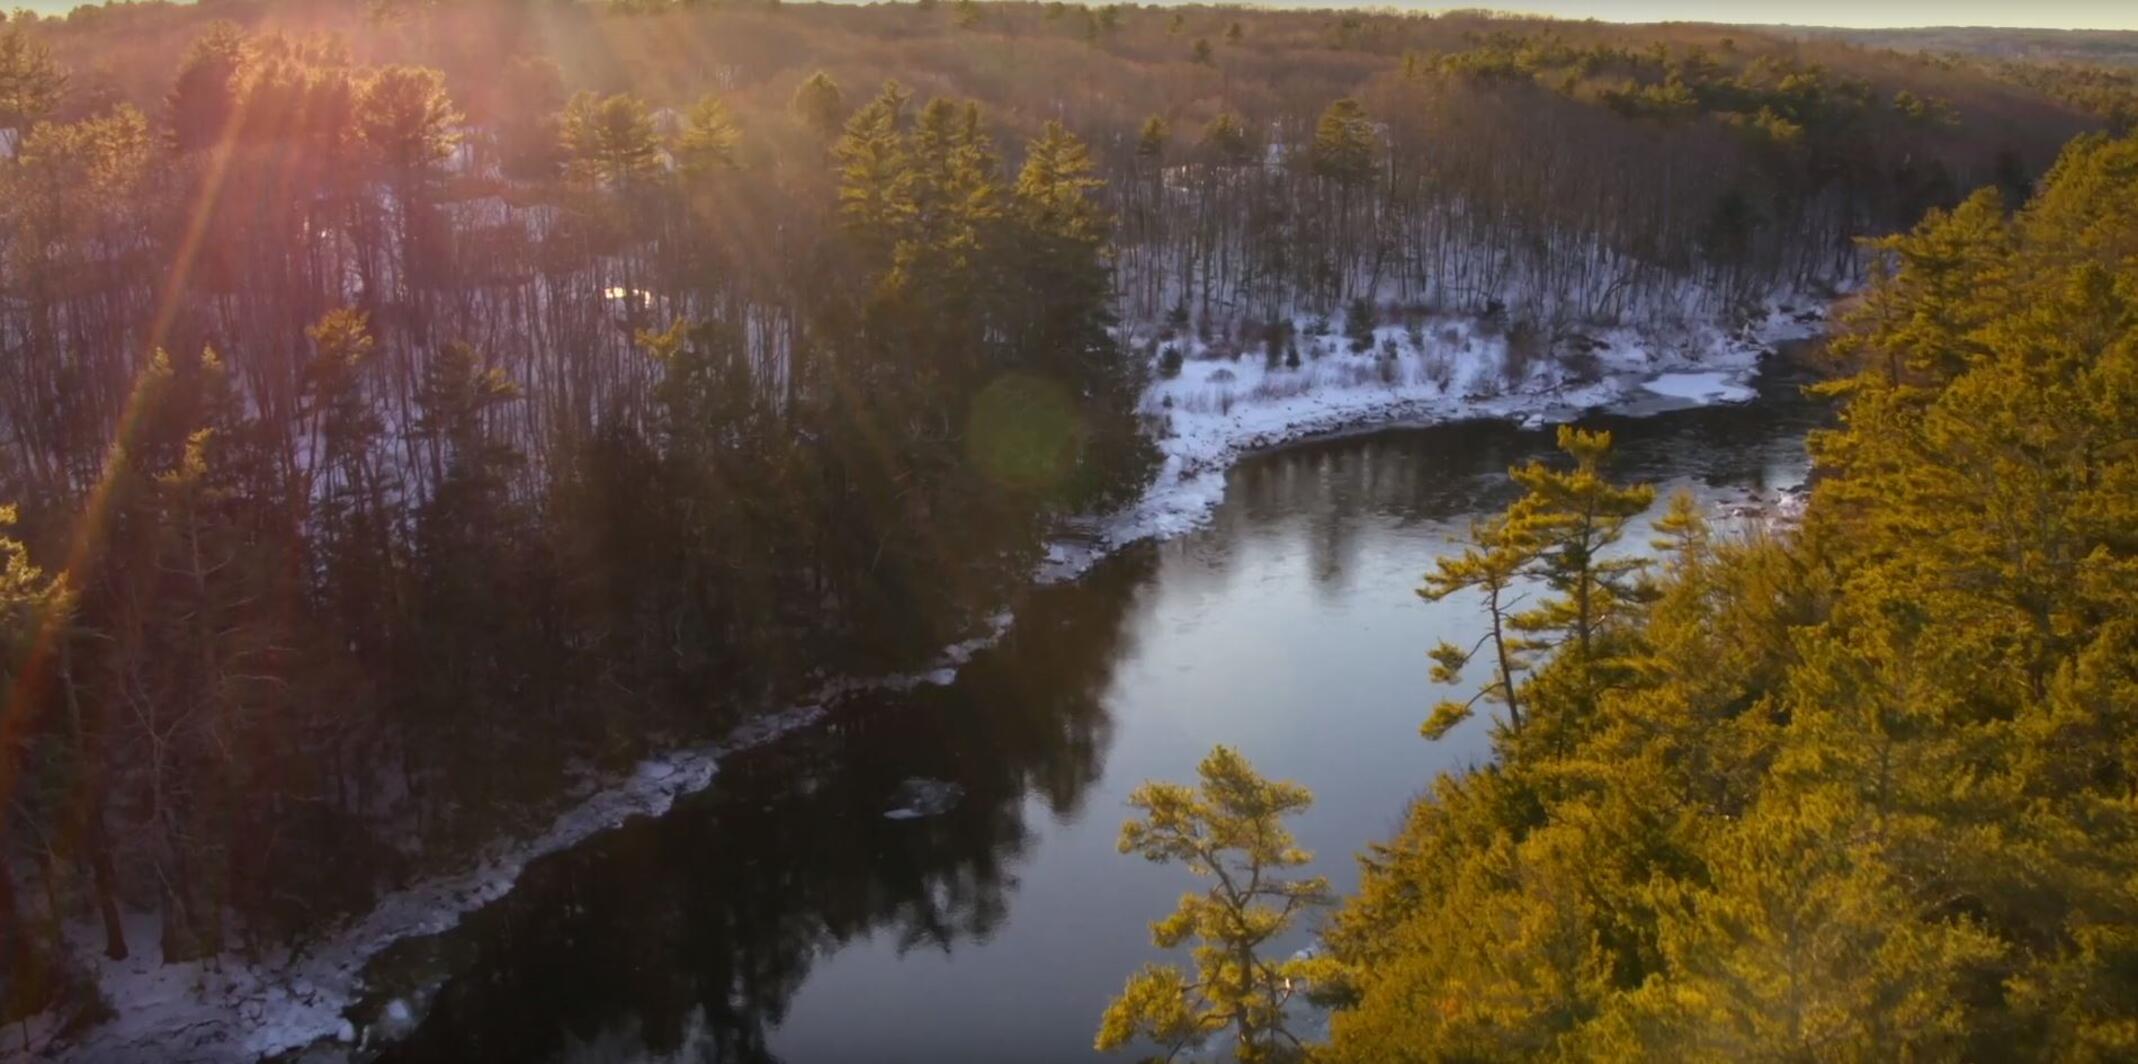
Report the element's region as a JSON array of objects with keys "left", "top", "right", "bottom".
[
  {"left": 1472, "top": 1, "right": 2138, "bottom": 31},
  {"left": 10, "top": 0, "right": 2138, "bottom": 31}
]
